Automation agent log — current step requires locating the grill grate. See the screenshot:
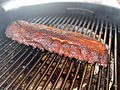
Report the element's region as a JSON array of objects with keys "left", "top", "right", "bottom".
[{"left": 0, "top": 14, "right": 118, "bottom": 90}]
